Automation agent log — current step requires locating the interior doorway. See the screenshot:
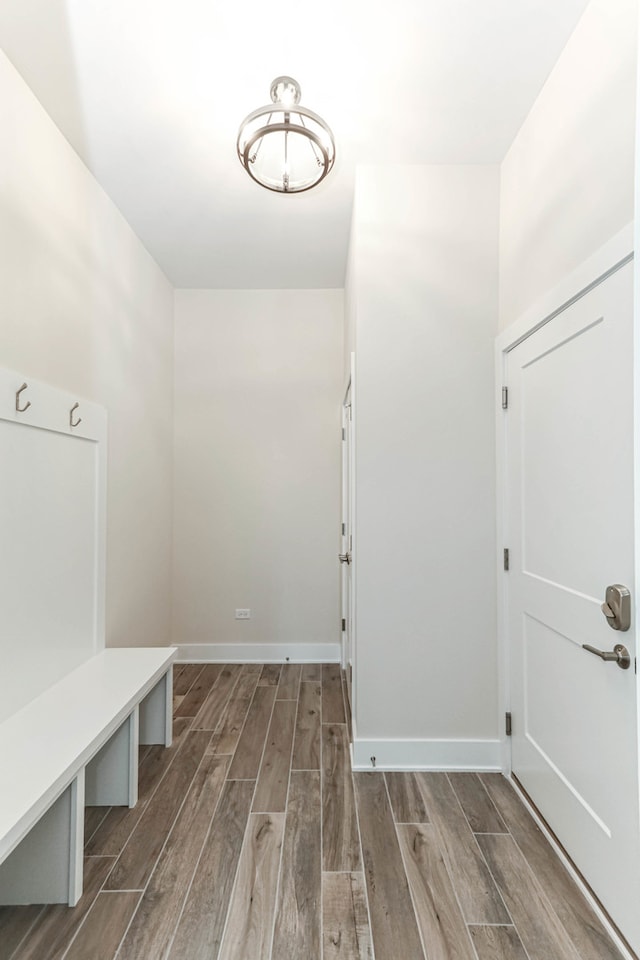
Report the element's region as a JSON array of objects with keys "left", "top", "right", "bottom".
[{"left": 499, "top": 246, "right": 640, "bottom": 955}]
